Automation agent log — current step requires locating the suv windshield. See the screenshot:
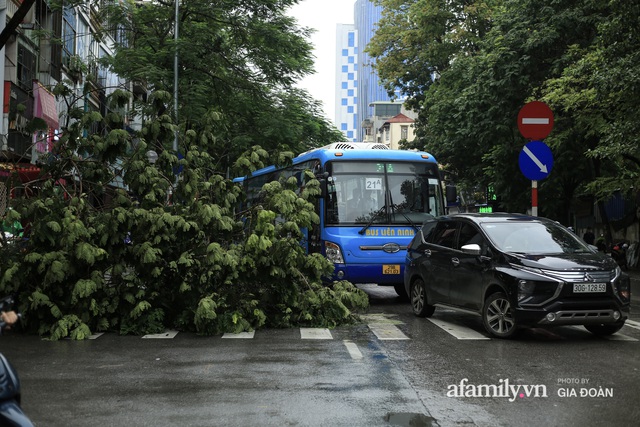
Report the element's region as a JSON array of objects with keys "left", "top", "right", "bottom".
[
  {"left": 481, "top": 221, "right": 592, "bottom": 254},
  {"left": 324, "top": 161, "right": 444, "bottom": 225}
]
